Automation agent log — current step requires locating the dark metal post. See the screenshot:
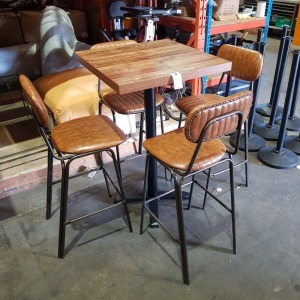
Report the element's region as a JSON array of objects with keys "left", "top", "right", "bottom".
[
  {"left": 256, "top": 25, "right": 289, "bottom": 117},
  {"left": 283, "top": 50, "right": 300, "bottom": 154},
  {"left": 253, "top": 36, "right": 292, "bottom": 140},
  {"left": 231, "top": 34, "right": 238, "bottom": 45},
  {"left": 256, "top": 28, "right": 264, "bottom": 43},
  {"left": 285, "top": 54, "right": 300, "bottom": 131},
  {"left": 258, "top": 50, "right": 299, "bottom": 169},
  {"left": 248, "top": 42, "right": 267, "bottom": 136},
  {"left": 144, "top": 88, "right": 158, "bottom": 224}
]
